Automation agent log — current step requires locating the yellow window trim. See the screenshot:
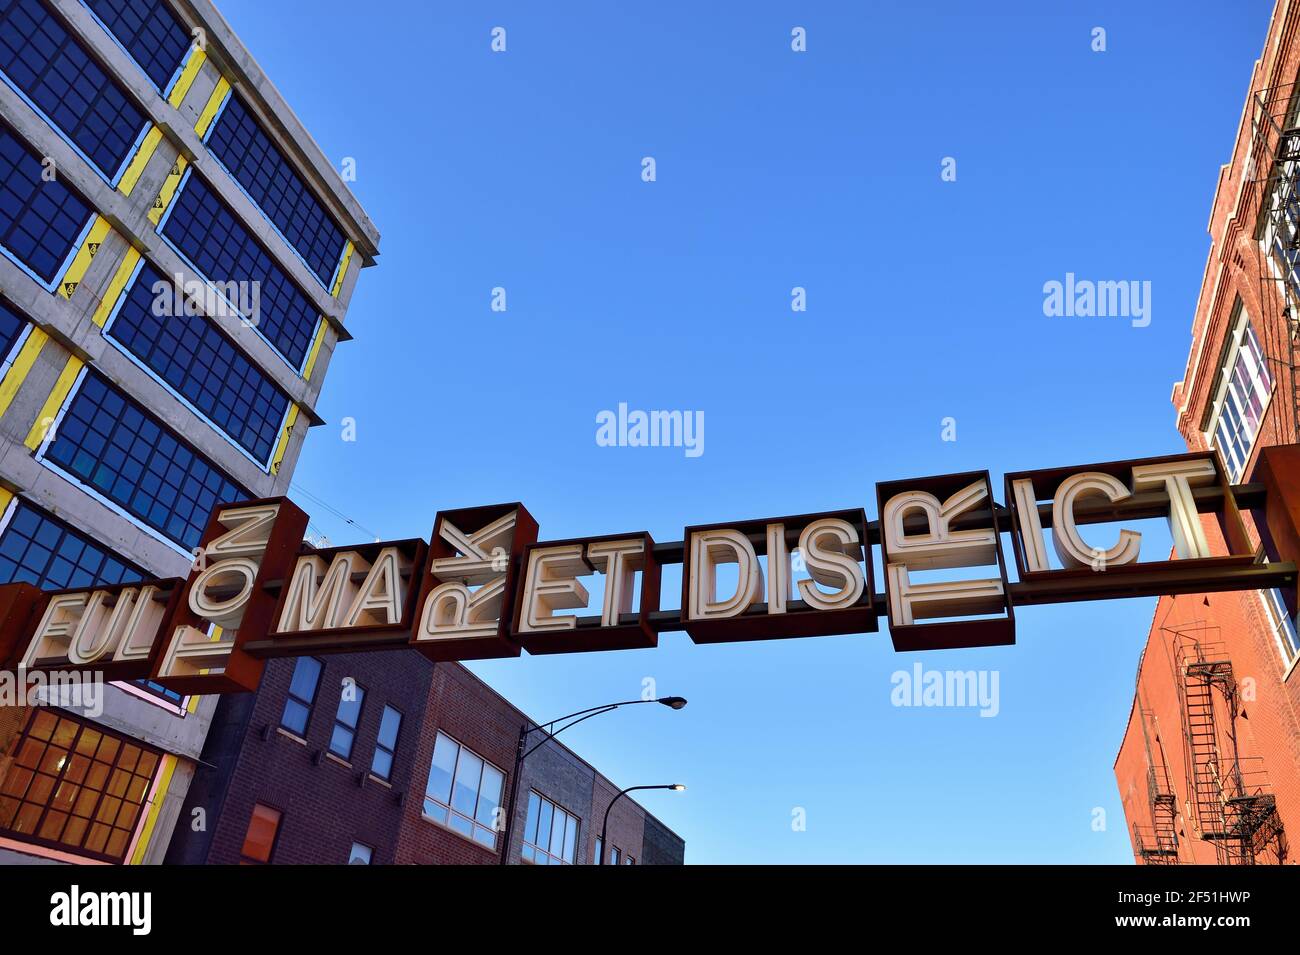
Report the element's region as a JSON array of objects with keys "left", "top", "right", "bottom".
[
  {"left": 92, "top": 248, "right": 142, "bottom": 328},
  {"left": 270, "top": 405, "right": 300, "bottom": 476},
  {"left": 0, "top": 327, "right": 50, "bottom": 421},
  {"left": 302, "top": 321, "right": 328, "bottom": 382},
  {"left": 57, "top": 216, "right": 113, "bottom": 300},
  {"left": 148, "top": 156, "right": 190, "bottom": 226},
  {"left": 331, "top": 241, "right": 355, "bottom": 298},
  {"left": 195, "top": 76, "right": 230, "bottom": 138},
  {"left": 129, "top": 753, "right": 177, "bottom": 865},
  {"left": 24, "top": 355, "right": 84, "bottom": 450},
  {"left": 168, "top": 47, "right": 207, "bottom": 109},
  {"left": 118, "top": 126, "right": 163, "bottom": 198}
]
